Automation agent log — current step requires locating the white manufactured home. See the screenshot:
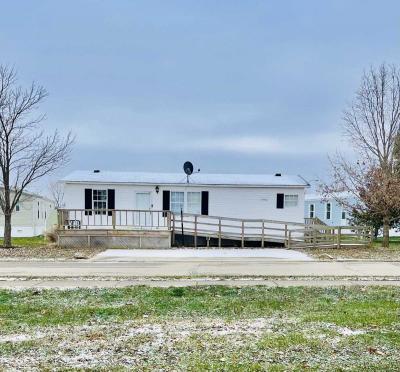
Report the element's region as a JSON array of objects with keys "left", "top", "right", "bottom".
[
  {"left": 61, "top": 170, "right": 309, "bottom": 223},
  {"left": 57, "top": 170, "right": 371, "bottom": 249},
  {"left": 0, "top": 191, "right": 56, "bottom": 237}
]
